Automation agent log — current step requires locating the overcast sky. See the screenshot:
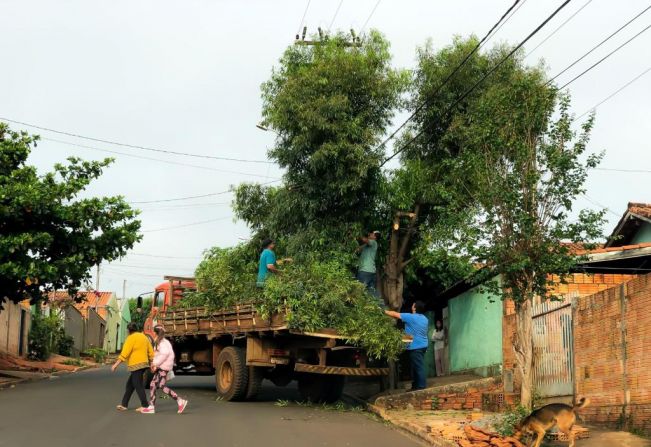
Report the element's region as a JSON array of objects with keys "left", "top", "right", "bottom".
[{"left": 2, "top": 0, "right": 650, "bottom": 298}]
